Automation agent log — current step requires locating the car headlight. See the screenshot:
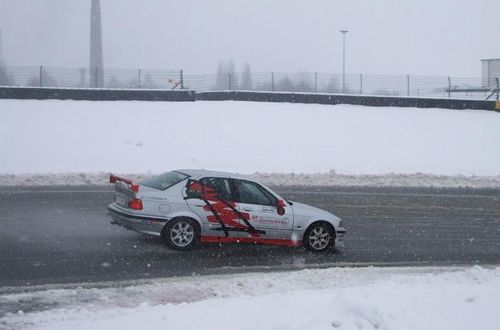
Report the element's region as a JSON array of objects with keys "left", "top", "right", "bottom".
[{"left": 338, "top": 220, "right": 344, "bottom": 228}]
